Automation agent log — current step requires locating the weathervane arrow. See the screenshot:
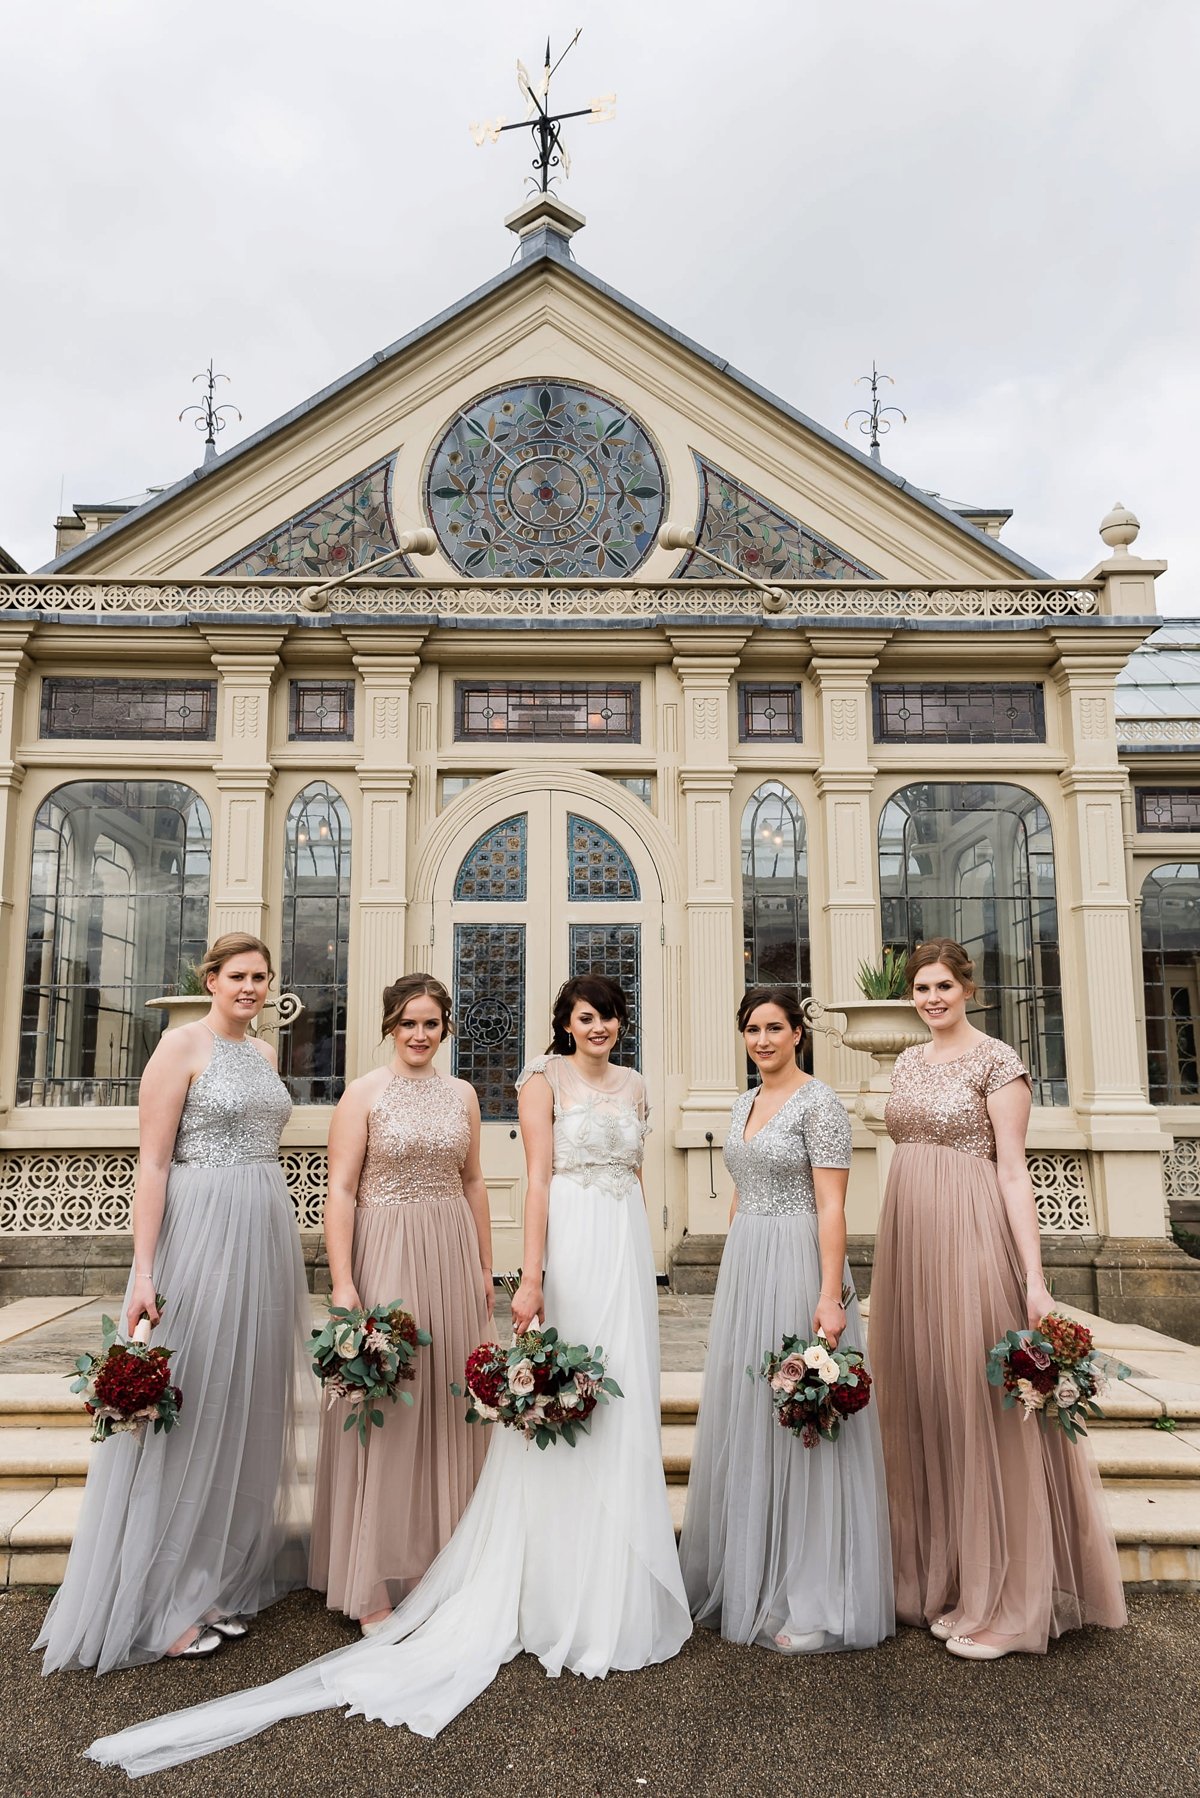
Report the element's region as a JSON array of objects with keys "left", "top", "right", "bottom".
[{"left": 469, "top": 29, "right": 616, "bottom": 193}]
